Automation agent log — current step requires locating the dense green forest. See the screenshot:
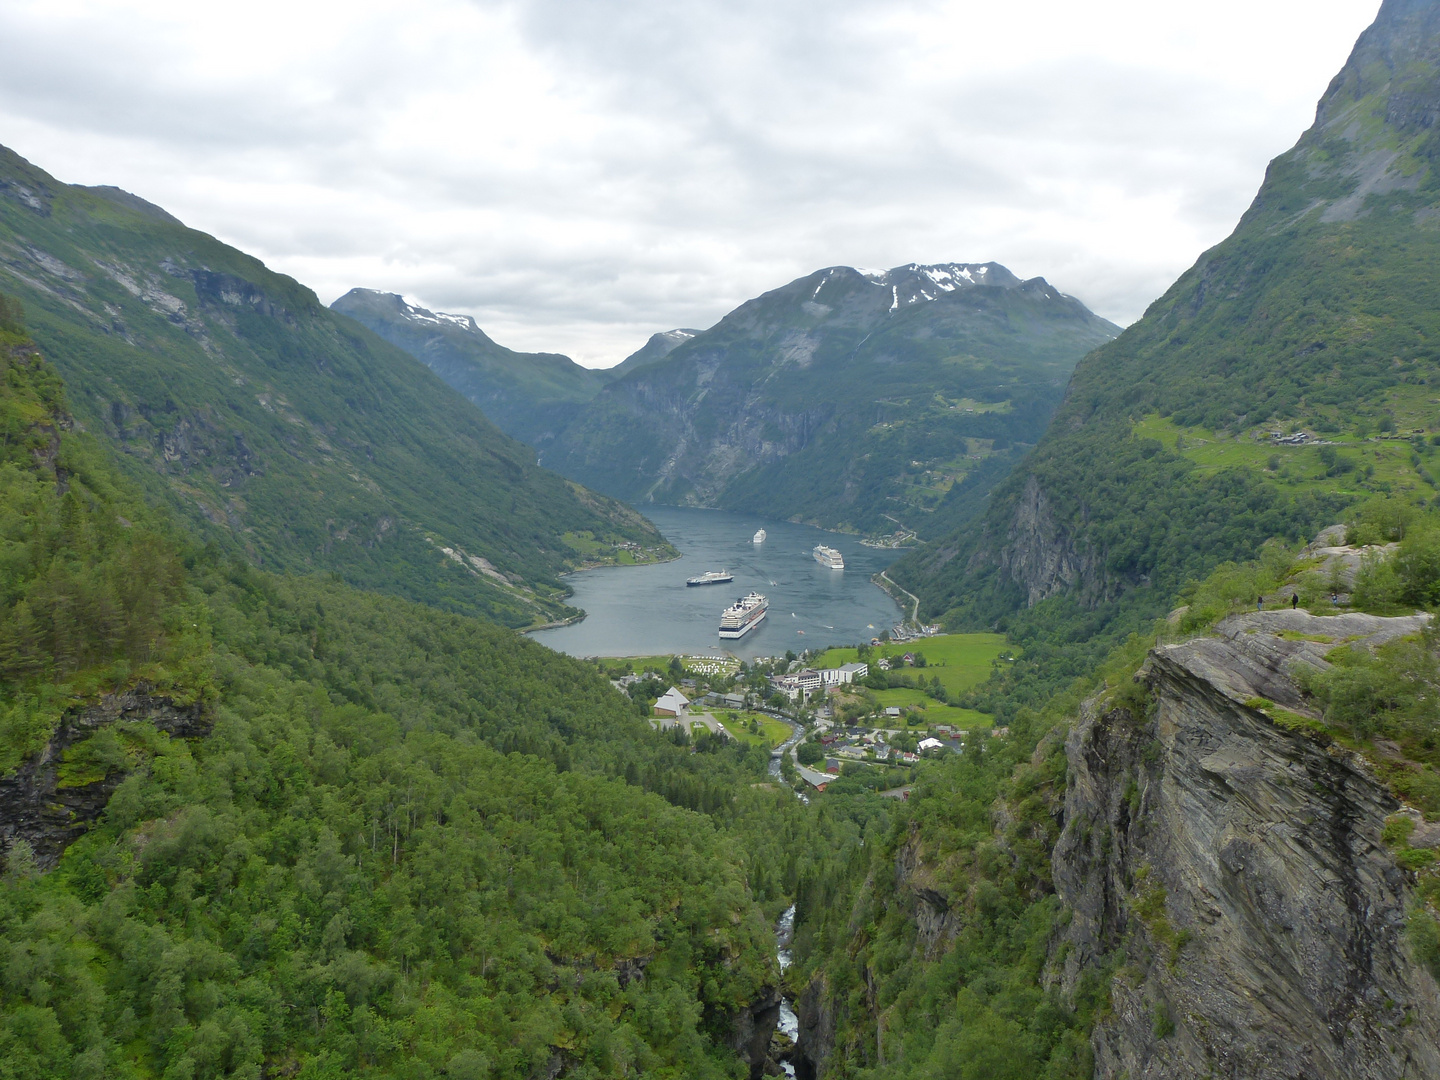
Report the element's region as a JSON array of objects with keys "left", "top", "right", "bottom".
[
  {"left": 0, "top": 306, "right": 790, "bottom": 1079},
  {"left": 13, "top": 3, "right": 1440, "bottom": 1075},
  {"left": 0, "top": 296, "right": 1136, "bottom": 1080},
  {"left": 0, "top": 146, "right": 672, "bottom": 630}
]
